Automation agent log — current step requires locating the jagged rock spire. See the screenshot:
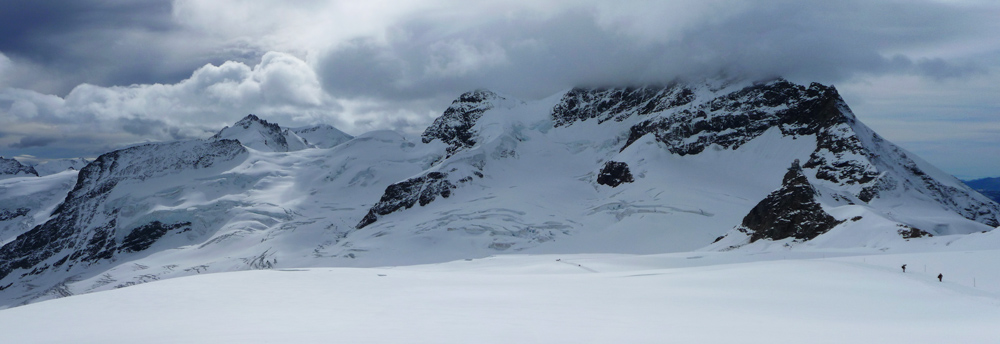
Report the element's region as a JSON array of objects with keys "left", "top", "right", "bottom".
[{"left": 738, "top": 159, "right": 843, "bottom": 242}]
